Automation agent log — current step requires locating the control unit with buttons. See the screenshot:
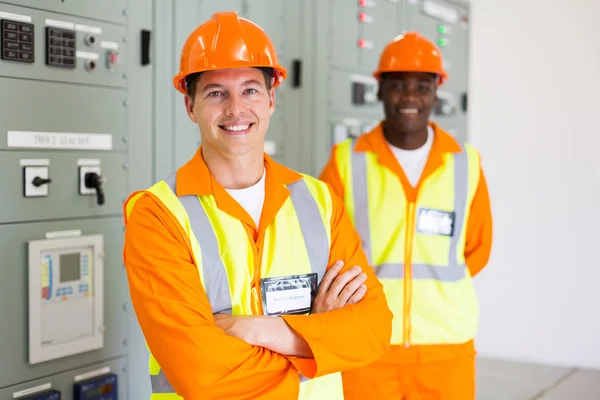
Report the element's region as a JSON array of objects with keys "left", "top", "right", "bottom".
[
  {"left": 46, "top": 26, "right": 76, "bottom": 68},
  {"left": 1, "top": 19, "right": 34, "bottom": 63},
  {"left": 28, "top": 234, "right": 105, "bottom": 365}
]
